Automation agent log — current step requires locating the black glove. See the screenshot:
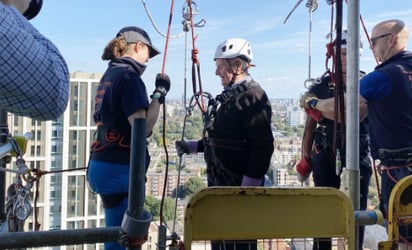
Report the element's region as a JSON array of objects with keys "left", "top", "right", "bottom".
[
  {"left": 151, "top": 73, "right": 171, "bottom": 104},
  {"left": 155, "top": 73, "right": 170, "bottom": 95}
]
